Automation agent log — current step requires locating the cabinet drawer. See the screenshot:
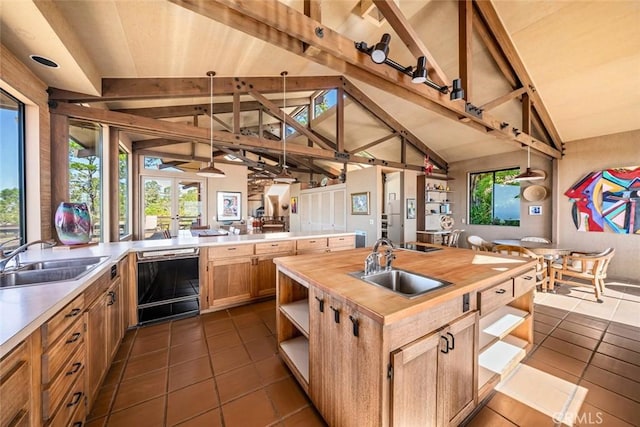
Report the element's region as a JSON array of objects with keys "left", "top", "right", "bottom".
[
  {"left": 0, "top": 341, "right": 30, "bottom": 427},
  {"left": 41, "top": 293, "right": 85, "bottom": 349},
  {"left": 478, "top": 279, "right": 513, "bottom": 316},
  {"left": 46, "top": 371, "right": 85, "bottom": 427},
  {"left": 514, "top": 269, "right": 537, "bottom": 299},
  {"left": 328, "top": 236, "right": 355, "bottom": 249},
  {"left": 209, "top": 244, "right": 254, "bottom": 259},
  {"left": 84, "top": 272, "right": 110, "bottom": 306},
  {"left": 296, "top": 238, "right": 328, "bottom": 252},
  {"left": 42, "top": 346, "right": 85, "bottom": 420},
  {"left": 42, "top": 318, "right": 84, "bottom": 384},
  {"left": 255, "top": 240, "right": 294, "bottom": 255}
]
